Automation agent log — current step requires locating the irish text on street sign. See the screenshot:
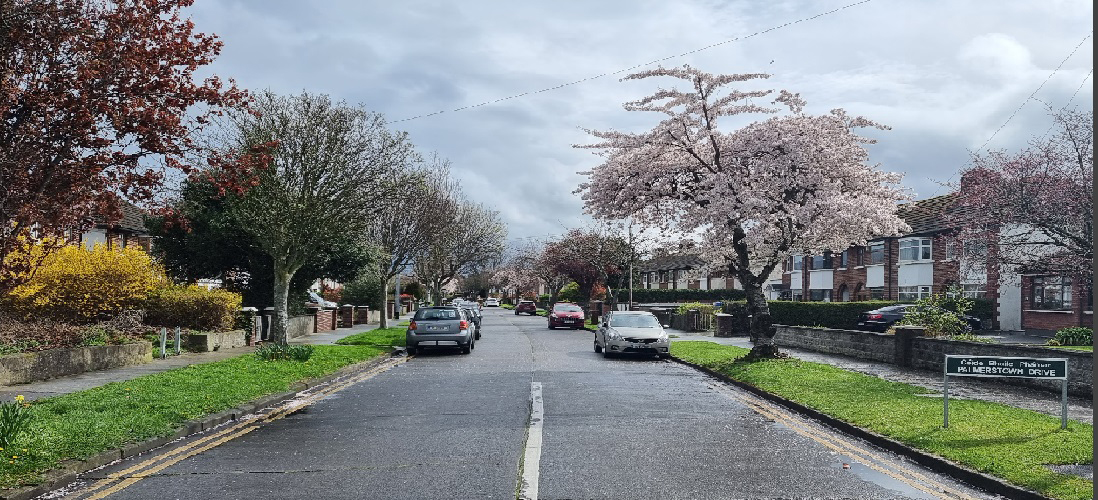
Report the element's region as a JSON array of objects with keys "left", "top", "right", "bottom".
[{"left": 945, "top": 355, "right": 1067, "bottom": 380}]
